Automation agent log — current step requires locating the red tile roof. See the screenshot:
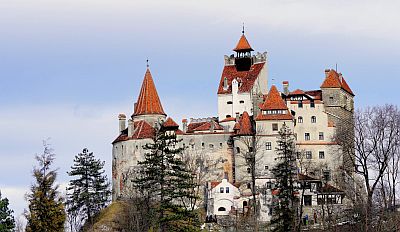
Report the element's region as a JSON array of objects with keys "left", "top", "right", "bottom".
[
  {"left": 260, "top": 85, "right": 288, "bottom": 110},
  {"left": 163, "top": 117, "right": 179, "bottom": 128},
  {"left": 290, "top": 89, "right": 305, "bottom": 95},
  {"left": 233, "top": 122, "right": 240, "bottom": 130},
  {"left": 257, "top": 85, "right": 293, "bottom": 121},
  {"left": 320, "top": 69, "right": 354, "bottom": 96},
  {"left": 236, "top": 111, "right": 254, "bottom": 135},
  {"left": 112, "top": 120, "right": 155, "bottom": 143},
  {"left": 186, "top": 122, "right": 207, "bottom": 133},
  {"left": 298, "top": 173, "right": 319, "bottom": 181},
  {"left": 133, "top": 68, "right": 166, "bottom": 116},
  {"left": 210, "top": 181, "right": 221, "bottom": 189},
  {"left": 220, "top": 117, "right": 236, "bottom": 123},
  {"left": 217, "top": 62, "right": 265, "bottom": 94},
  {"left": 192, "top": 121, "right": 224, "bottom": 132},
  {"left": 233, "top": 34, "right": 253, "bottom": 52},
  {"left": 256, "top": 114, "right": 293, "bottom": 121},
  {"left": 319, "top": 184, "right": 344, "bottom": 194}
]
